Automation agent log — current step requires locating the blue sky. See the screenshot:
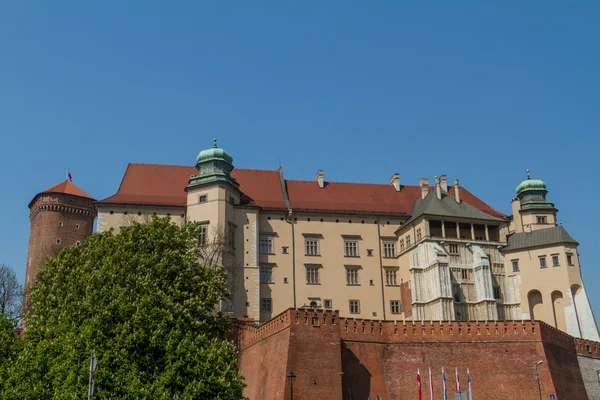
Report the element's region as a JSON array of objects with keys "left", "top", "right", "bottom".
[{"left": 1, "top": 2, "right": 599, "bottom": 314}]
